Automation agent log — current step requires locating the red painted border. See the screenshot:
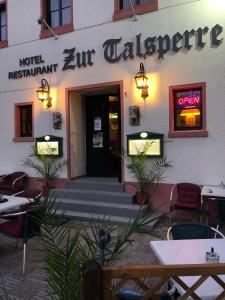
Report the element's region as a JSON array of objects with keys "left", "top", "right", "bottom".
[
  {"left": 65, "top": 81, "right": 124, "bottom": 182},
  {"left": 0, "top": 0, "right": 8, "bottom": 49},
  {"left": 168, "top": 82, "right": 208, "bottom": 138},
  {"left": 28, "top": 177, "right": 67, "bottom": 190},
  {"left": 13, "top": 102, "right": 34, "bottom": 142},
  {"left": 39, "top": 0, "right": 74, "bottom": 39},
  {"left": 113, "top": 0, "right": 158, "bottom": 21},
  {"left": 0, "top": 40, "right": 7, "bottom": 48}
]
